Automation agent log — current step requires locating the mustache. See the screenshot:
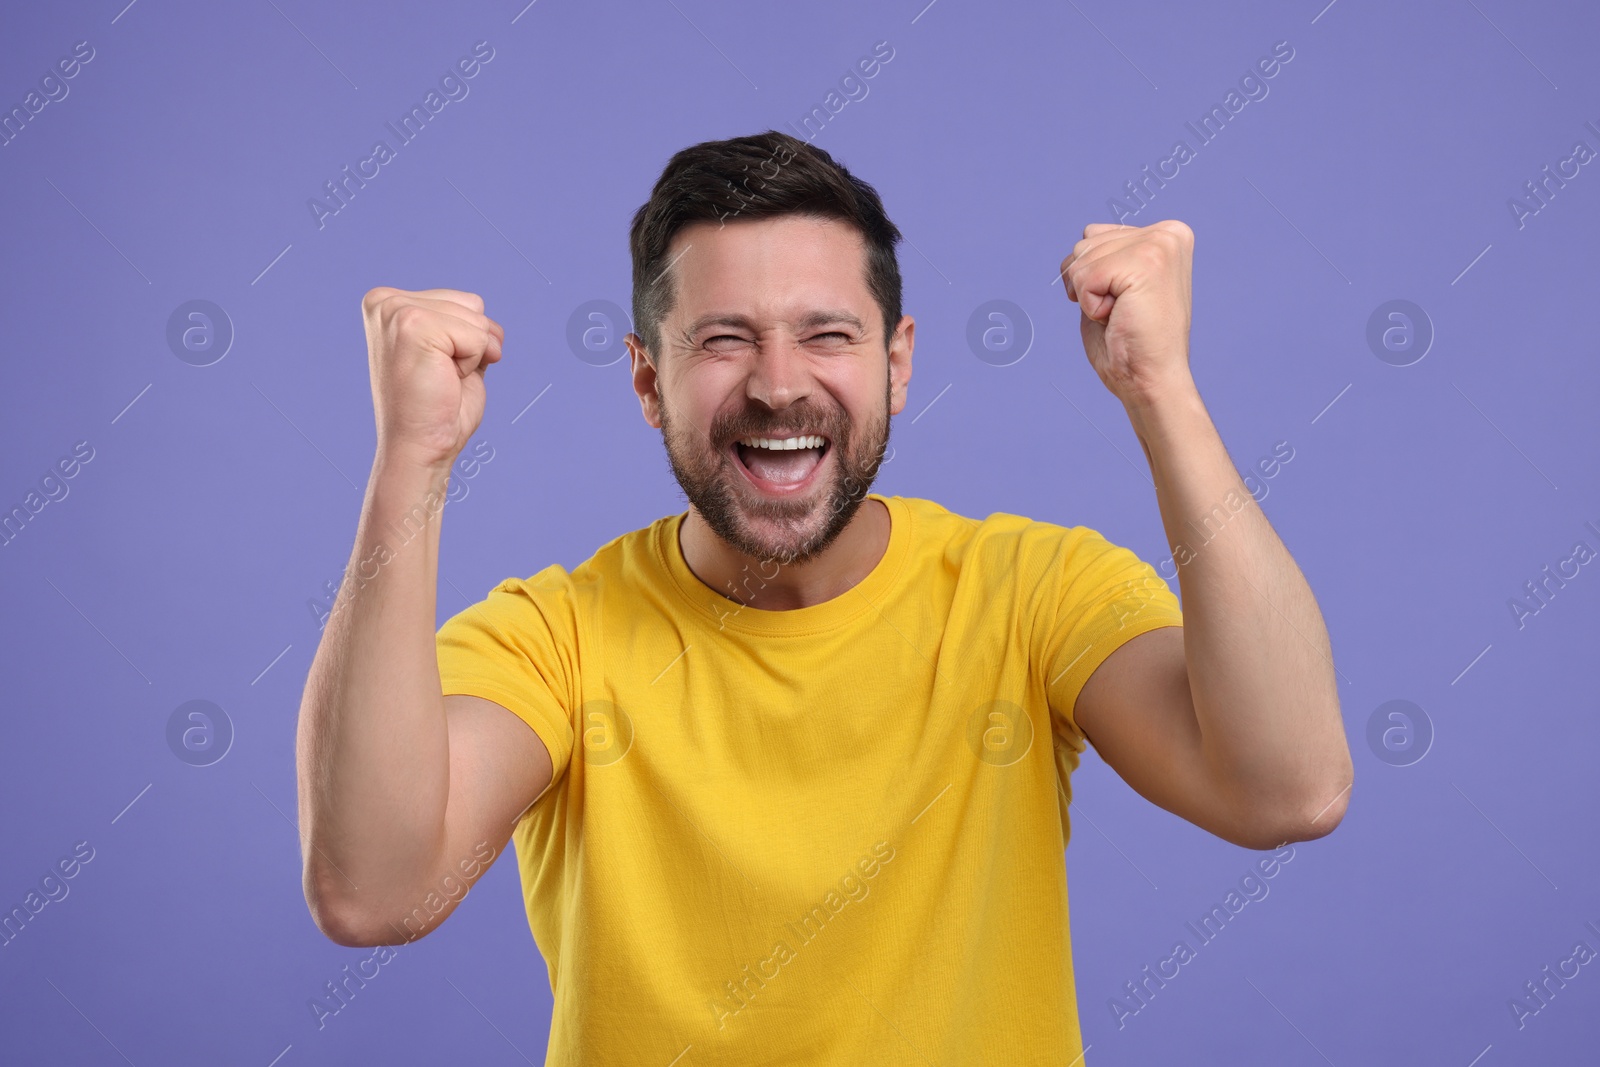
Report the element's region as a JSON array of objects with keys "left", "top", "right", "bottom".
[{"left": 713, "top": 411, "right": 846, "bottom": 447}]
